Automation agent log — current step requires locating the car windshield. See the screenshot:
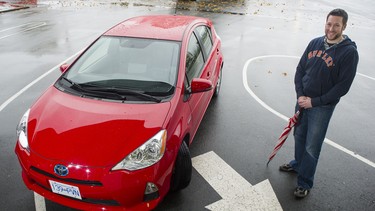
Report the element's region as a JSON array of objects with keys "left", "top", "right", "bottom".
[{"left": 61, "top": 36, "right": 180, "bottom": 101}]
